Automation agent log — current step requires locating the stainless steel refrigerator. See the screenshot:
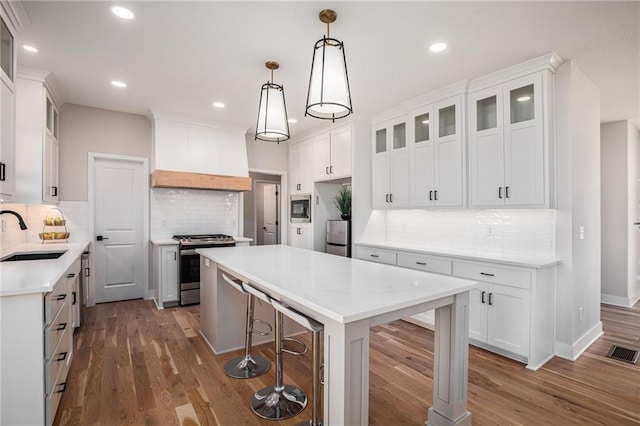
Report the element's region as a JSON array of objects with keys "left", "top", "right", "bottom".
[{"left": 326, "top": 220, "right": 351, "bottom": 257}]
